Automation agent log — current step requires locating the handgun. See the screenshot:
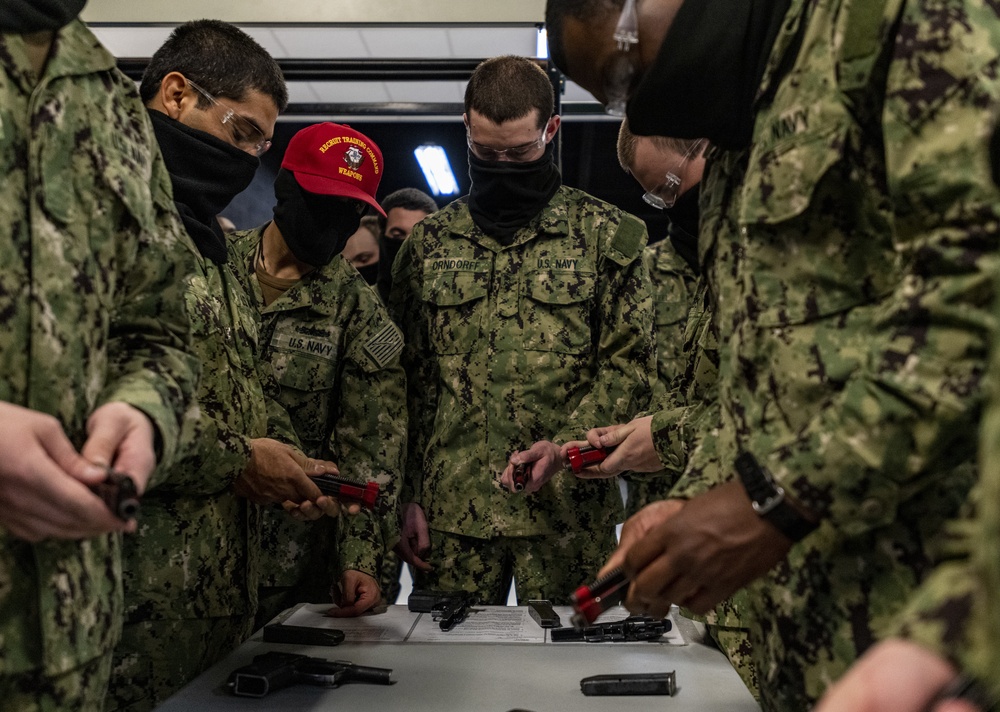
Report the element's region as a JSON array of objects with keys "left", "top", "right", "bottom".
[
  {"left": 227, "top": 651, "right": 393, "bottom": 698},
  {"left": 312, "top": 474, "right": 379, "bottom": 510},
  {"left": 511, "top": 461, "right": 529, "bottom": 492},
  {"left": 565, "top": 445, "right": 616, "bottom": 474},
  {"left": 408, "top": 589, "right": 478, "bottom": 631},
  {"left": 89, "top": 469, "right": 141, "bottom": 521},
  {"left": 570, "top": 566, "right": 630, "bottom": 628},
  {"left": 550, "top": 615, "right": 670, "bottom": 643}
]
